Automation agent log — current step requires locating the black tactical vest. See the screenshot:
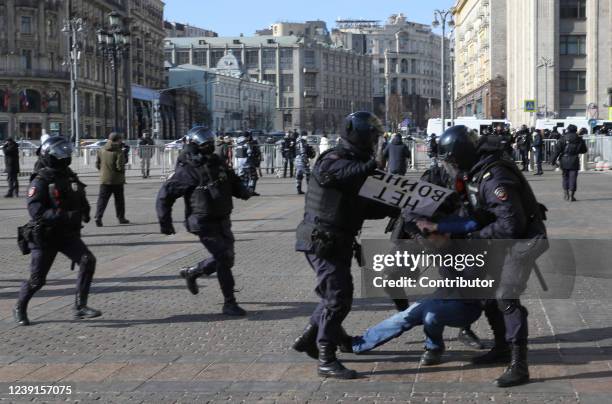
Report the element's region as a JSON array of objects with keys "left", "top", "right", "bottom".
[
  {"left": 189, "top": 159, "right": 234, "bottom": 219},
  {"left": 303, "top": 150, "right": 366, "bottom": 235}
]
